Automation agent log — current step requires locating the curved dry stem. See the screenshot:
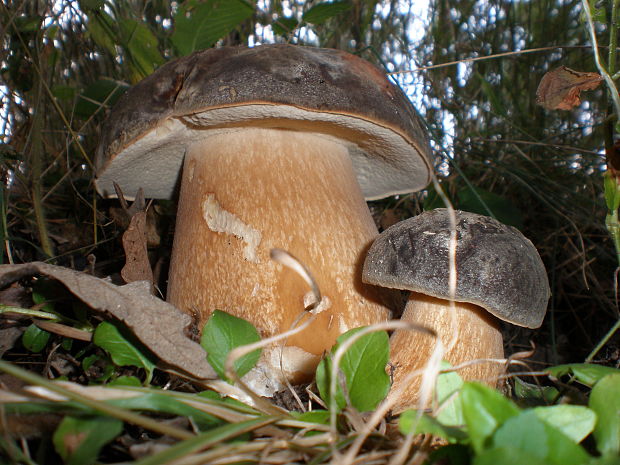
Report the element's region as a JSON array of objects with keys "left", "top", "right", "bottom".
[{"left": 270, "top": 248, "right": 321, "bottom": 305}]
